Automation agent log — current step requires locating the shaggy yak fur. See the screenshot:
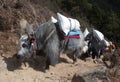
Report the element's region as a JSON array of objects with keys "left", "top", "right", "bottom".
[{"left": 17, "top": 20, "right": 85, "bottom": 70}]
